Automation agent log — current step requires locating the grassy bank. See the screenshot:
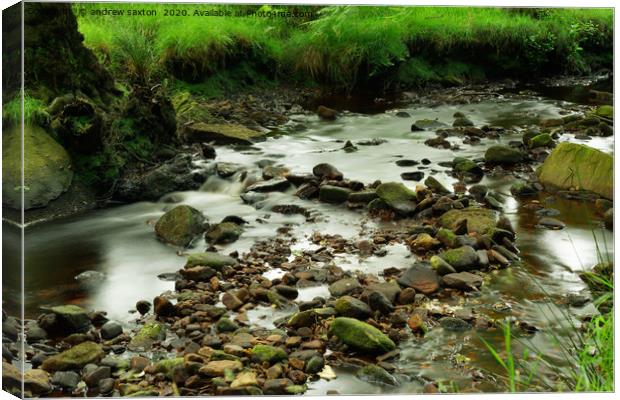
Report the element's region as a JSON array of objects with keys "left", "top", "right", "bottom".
[{"left": 75, "top": 4, "right": 613, "bottom": 93}]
